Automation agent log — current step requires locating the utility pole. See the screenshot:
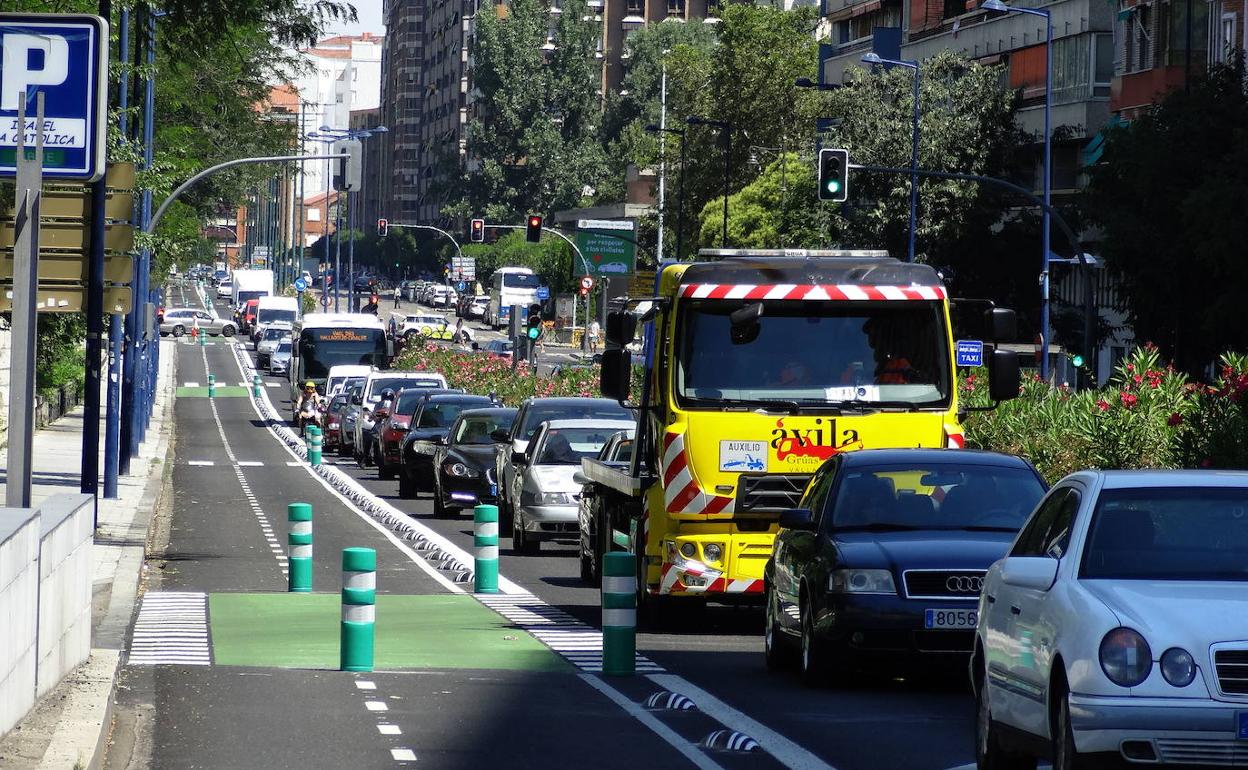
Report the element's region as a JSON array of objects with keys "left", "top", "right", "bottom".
[{"left": 656, "top": 60, "right": 667, "bottom": 262}]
